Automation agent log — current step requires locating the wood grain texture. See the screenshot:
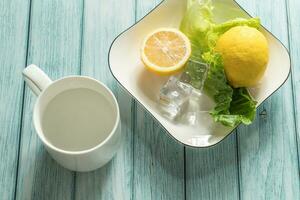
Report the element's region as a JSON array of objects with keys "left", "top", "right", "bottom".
[
  {"left": 0, "top": 0, "right": 299, "bottom": 199},
  {"left": 15, "top": 0, "right": 83, "bottom": 199},
  {"left": 236, "top": 0, "right": 300, "bottom": 199},
  {"left": 0, "top": 0, "right": 30, "bottom": 199},
  {"left": 287, "top": 0, "right": 300, "bottom": 174},
  {"left": 74, "top": 0, "right": 135, "bottom": 199},
  {"left": 133, "top": 1, "right": 185, "bottom": 199},
  {"left": 185, "top": 134, "right": 239, "bottom": 200},
  {"left": 134, "top": 106, "right": 185, "bottom": 200}
]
